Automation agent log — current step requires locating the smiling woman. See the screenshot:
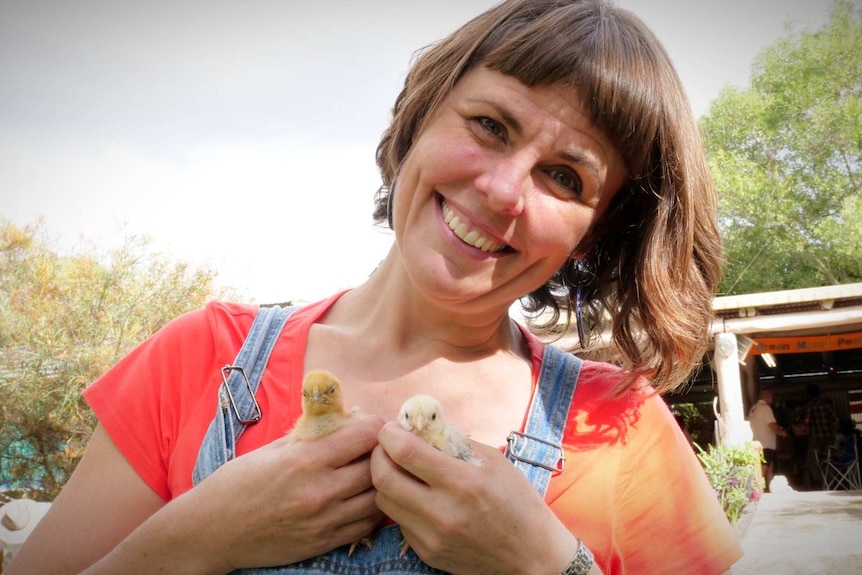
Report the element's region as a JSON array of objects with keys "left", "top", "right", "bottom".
[
  {"left": 373, "top": 0, "right": 720, "bottom": 394},
  {"left": 385, "top": 67, "right": 627, "bottom": 313},
  {"left": 7, "top": 2, "right": 740, "bottom": 575}
]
